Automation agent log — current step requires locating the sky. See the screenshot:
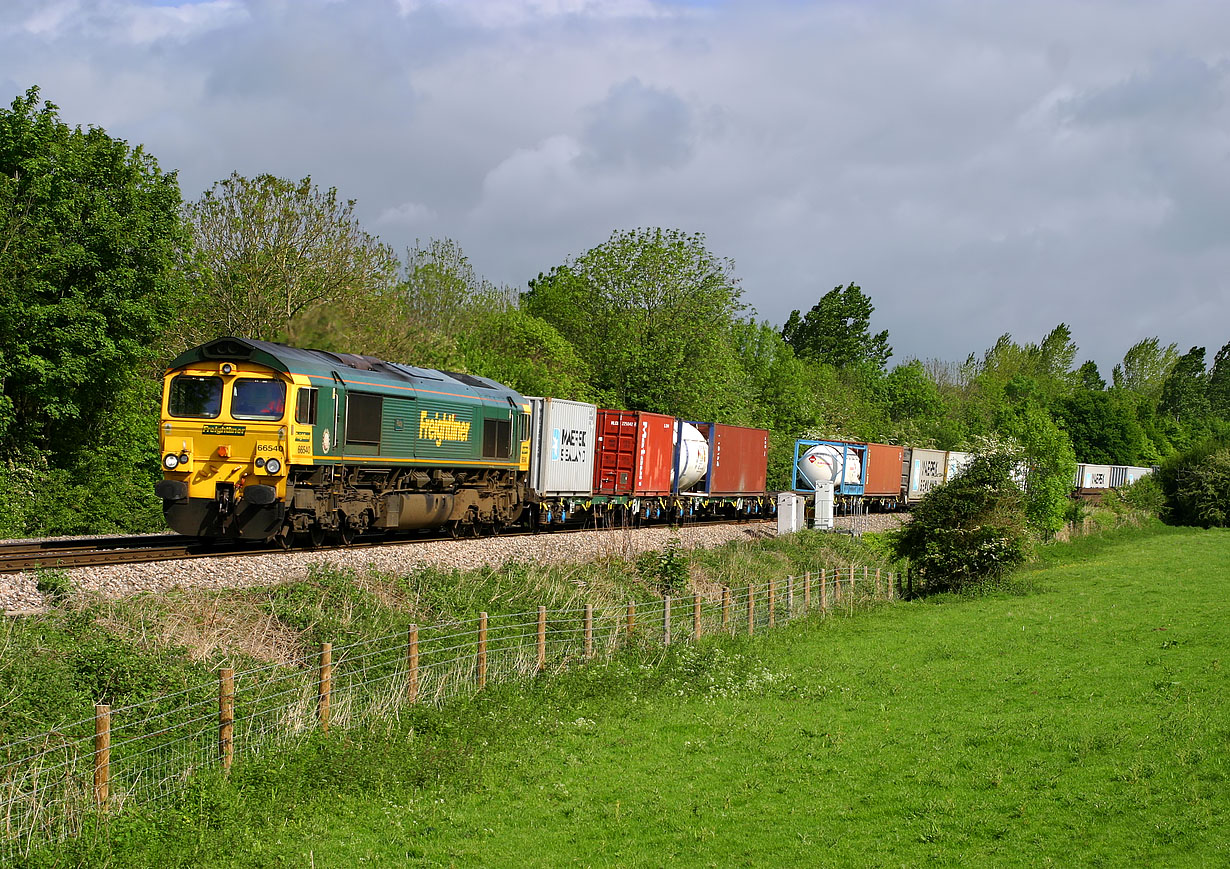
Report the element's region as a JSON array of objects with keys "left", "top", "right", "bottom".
[{"left": 3, "top": 0, "right": 1229, "bottom": 374}]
